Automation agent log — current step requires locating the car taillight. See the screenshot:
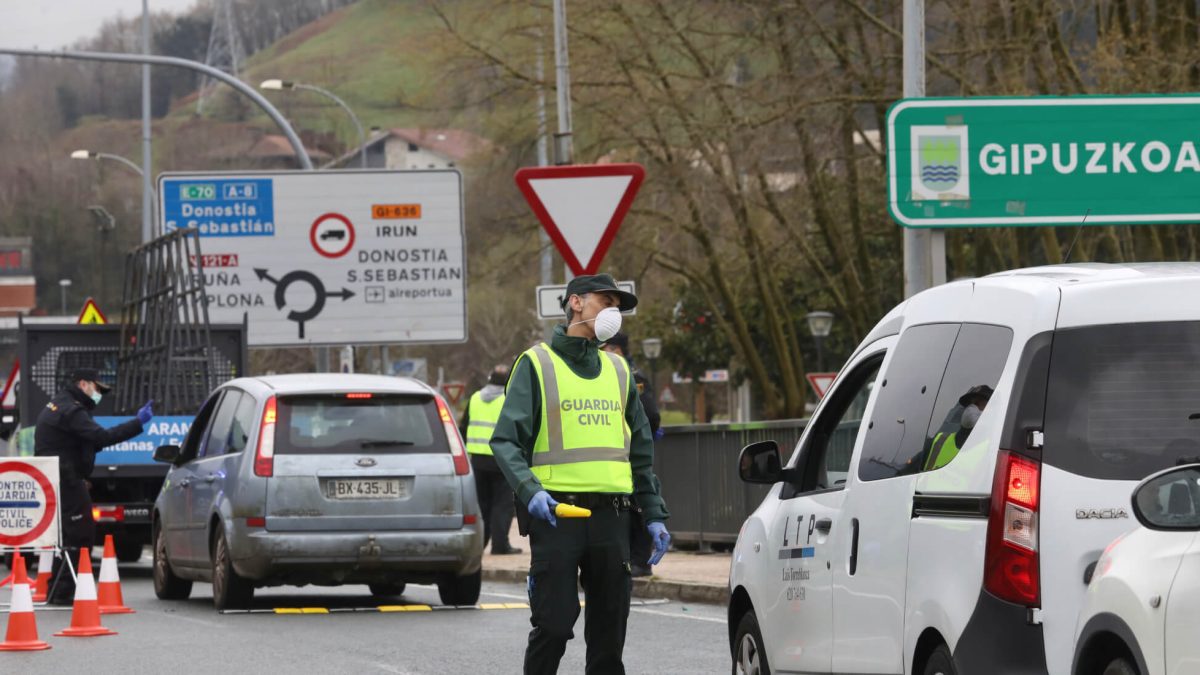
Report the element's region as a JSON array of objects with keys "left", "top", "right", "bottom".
[
  {"left": 346, "top": 392, "right": 373, "bottom": 399},
  {"left": 435, "top": 395, "right": 470, "bottom": 476},
  {"left": 984, "top": 449, "right": 1041, "bottom": 607},
  {"left": 92, "top": 505, "right": 125, "bottom": 523},
  {"left": 254, "top": 396, "right": 277, "bottom": 477}
]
